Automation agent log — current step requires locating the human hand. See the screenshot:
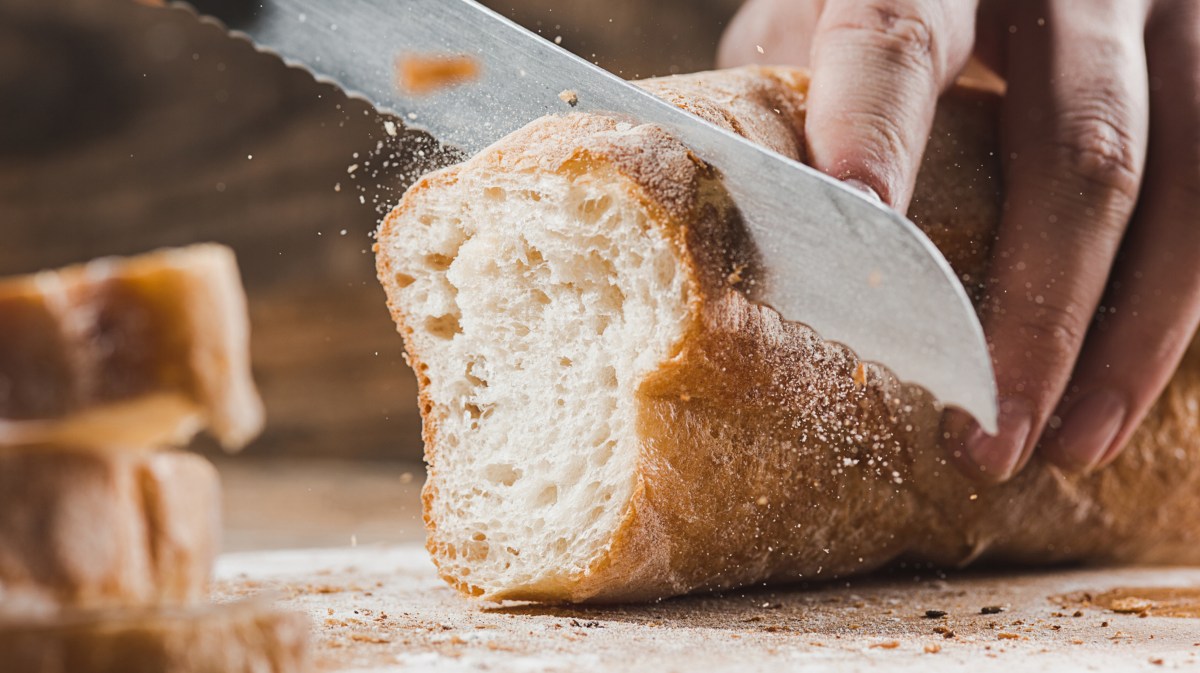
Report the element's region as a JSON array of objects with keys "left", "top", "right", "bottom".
[{"left": 719, "top": 0, "right": 1200, "bottom": 481}]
